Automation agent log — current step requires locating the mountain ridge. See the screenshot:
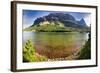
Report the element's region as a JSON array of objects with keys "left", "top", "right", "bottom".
[
  {"left": 32, "top": 13, "right": 87, "bottom": 28},
  {"left": 24, "top": 13, "right": 90, "bottom": 32}
]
